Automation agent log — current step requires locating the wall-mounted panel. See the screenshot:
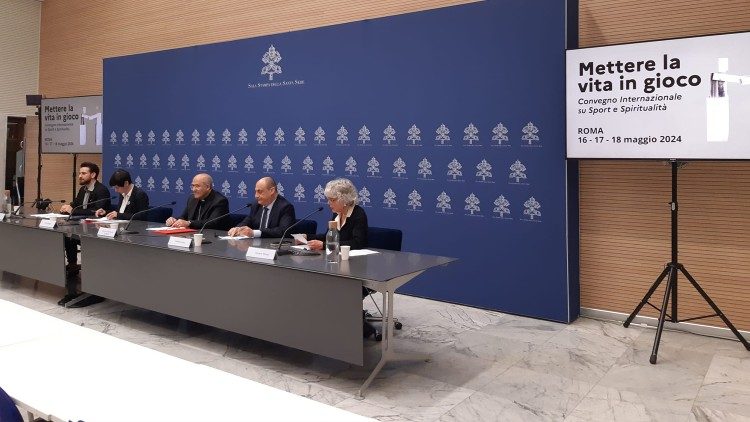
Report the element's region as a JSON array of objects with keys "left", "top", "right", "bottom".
[{"left": 103, "top": 1, "right": 573, "bottom": 321}]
